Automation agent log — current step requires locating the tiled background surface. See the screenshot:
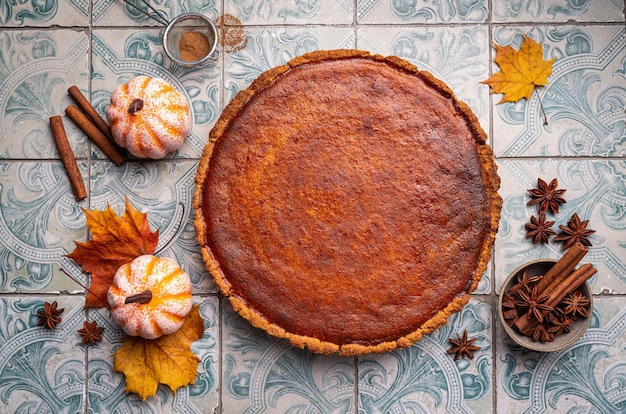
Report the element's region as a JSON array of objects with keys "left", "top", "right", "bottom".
[{"left": 0, "top": 0, "right": 625, "bottom": 412}]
